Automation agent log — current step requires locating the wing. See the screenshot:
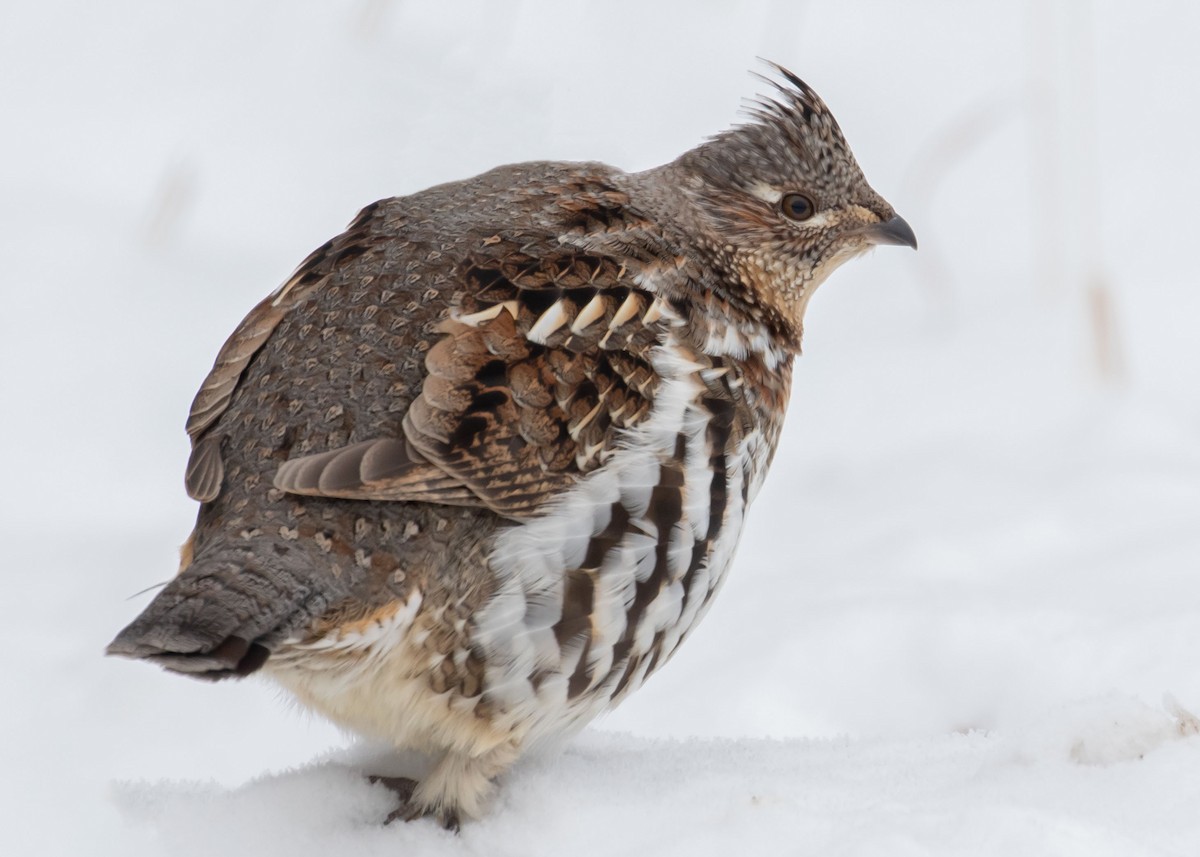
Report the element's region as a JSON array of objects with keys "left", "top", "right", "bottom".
[
  {"left": 275, "top": 228, "right": 681, "bottom": 519},
  {"left": 184, "top": 201, "right": 386, "bottom": 501}
]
